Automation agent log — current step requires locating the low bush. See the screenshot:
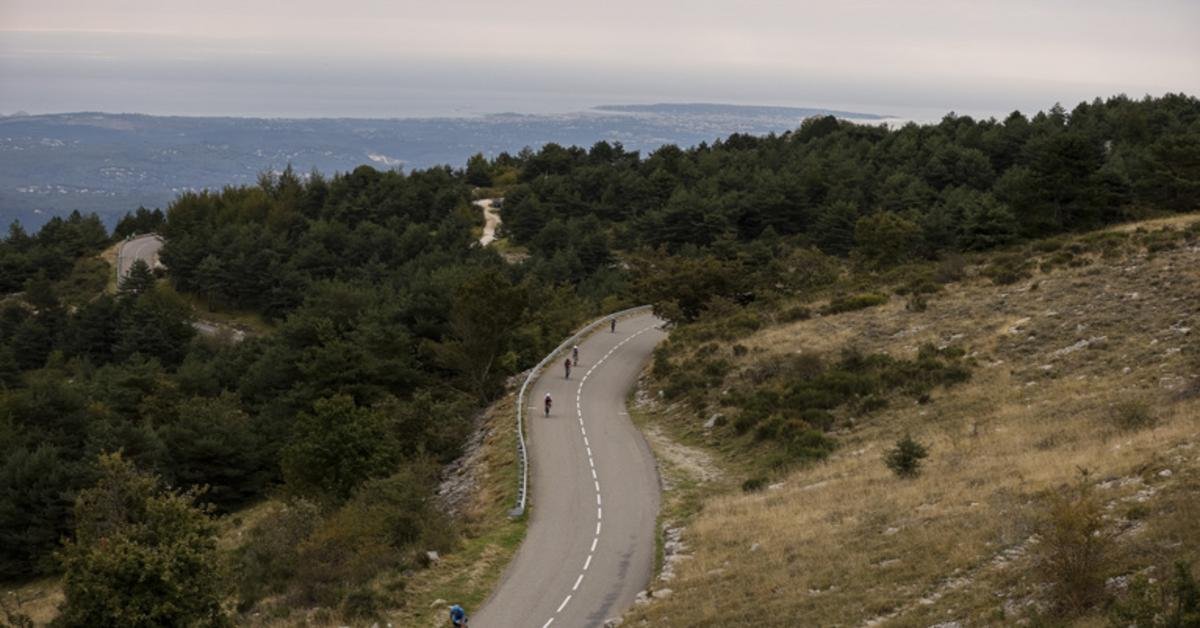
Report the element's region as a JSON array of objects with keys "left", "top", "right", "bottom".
[
  {"left": 1110, "top": 399, "right": 1157, "bottom": 431},
  {"left": 983, "top": 253, "right": 1033, "bottom": 285},
  {"left": 933, "top": 254, "right": 967, "bottom": 284},
  {"left": 1140, "top": 227, "right": 1186, "bottom": 253},
  {"left": 741, "top": 477, "right": 767, "bottom": 493},
  {"left": 821, "top": 293, "right": 888, "bottom": 315},
  {"left": 1032, "top": 237, "right": 1066, "bottom": 253},
  {"left": 722, "top": 344, "right": 969, "bottom": 461},
  {"left": 233, "top": 500, "right": 323, "bottom": 609},
  {"left": 778, "top": 305, "right": 812, "bottom": 323},
  {"left": 1108, "top": 561, "right": 1200, "bottom": 627},
  {"left": 1037, "top": 473, "right": 1112, "bottom": 616},
  {"left": 884, "top": 434, "right": 928, "bottom": 478}
]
